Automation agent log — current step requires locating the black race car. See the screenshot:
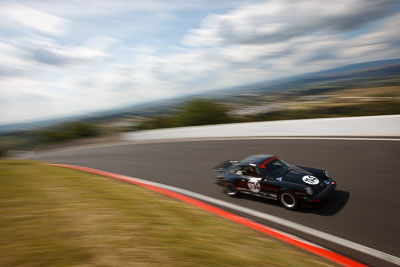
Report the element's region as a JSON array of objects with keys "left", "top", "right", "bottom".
[{"left": 215, "top": 154, "right": 336, "bottom": 210}]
